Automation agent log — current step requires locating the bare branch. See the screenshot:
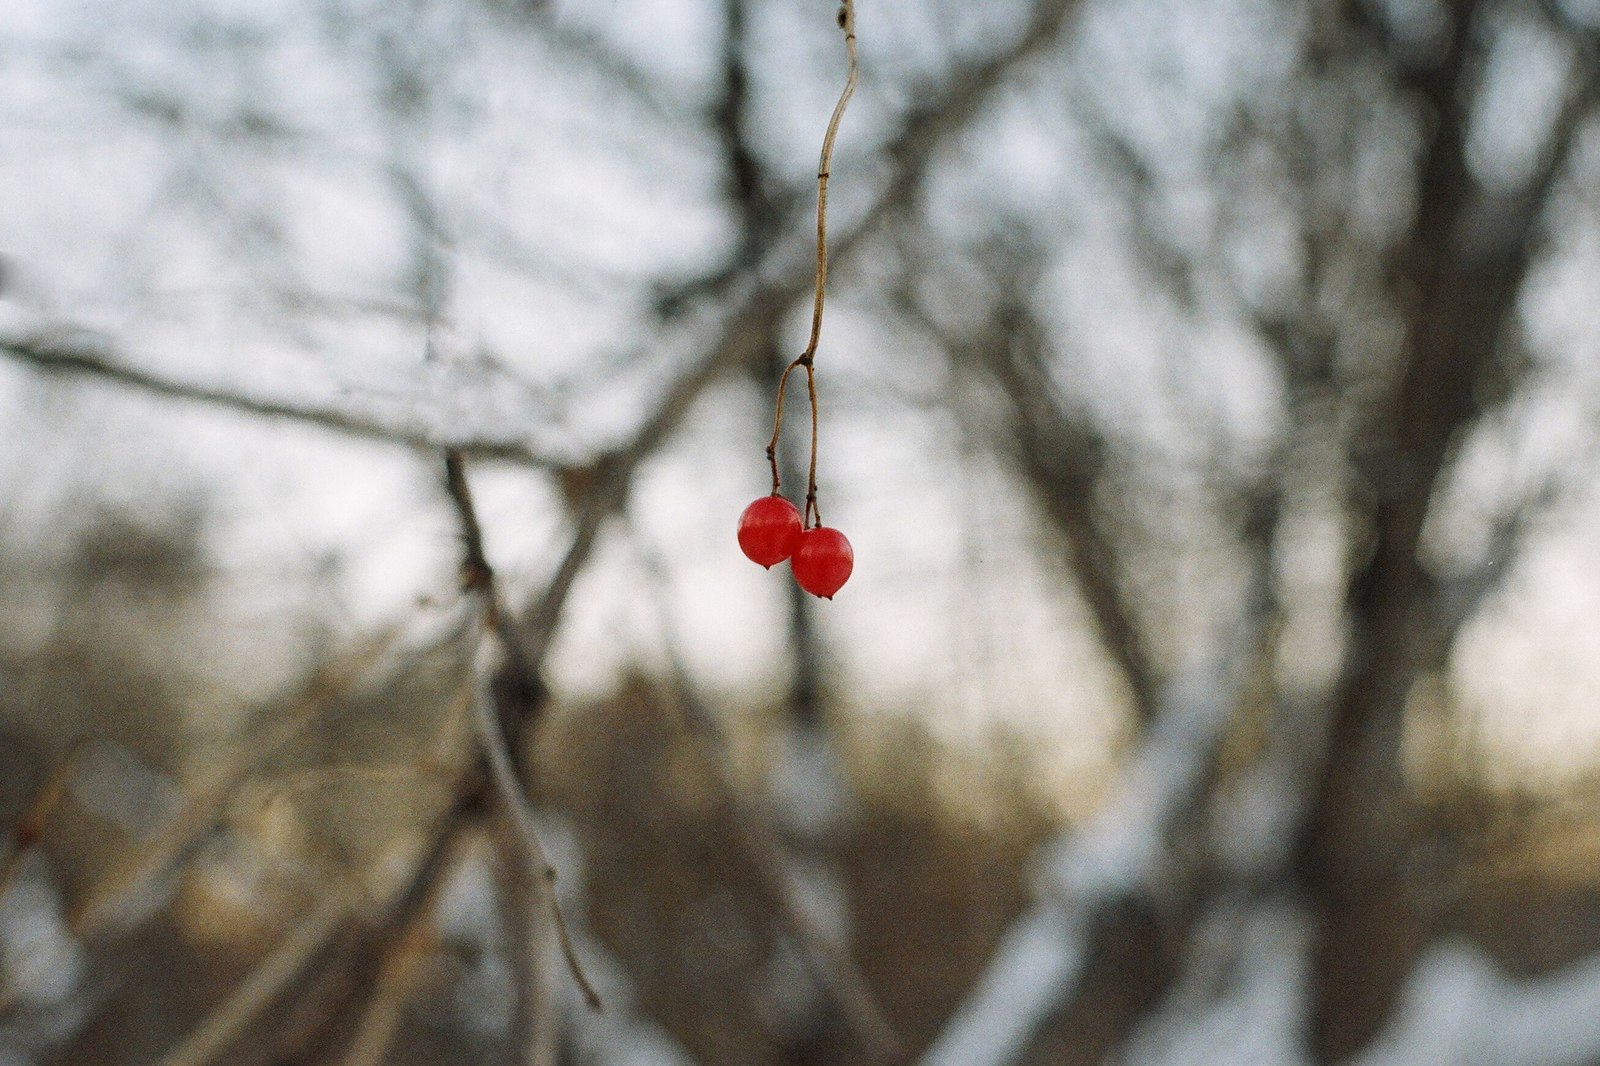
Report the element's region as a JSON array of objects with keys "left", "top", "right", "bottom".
[
  {"left": 155, "top": 891, "right": 357, "bottom": 1066},
  {"left": 0, "top": 333, "right": 554, "bottom": 469},
  {"left": 711, "top": 0, "right": 771, "bottom": 246},
  {"left": 71, "top": 628, "right": 405, "bottom": 939},
  {"left": 468, "top": 618, "right": 602, "bottom": 1012},
  {"left": 892, "top": 275, "right": 1162, "bottom": 724},
  {"left": 259, "top": 785, "right": 485, "bottom": 1063},
  {"left": 337, "top": 889, "right": 441, "bottom": 1066},
  {"left": 0, "top": 739, "right": 90, "bottom": 905},
  {"left": 443, "top": 449, "right": 601, "bottom": 1011},
  {"left": 492, "top": 816, "right": 561, "bottom": 1066}
]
